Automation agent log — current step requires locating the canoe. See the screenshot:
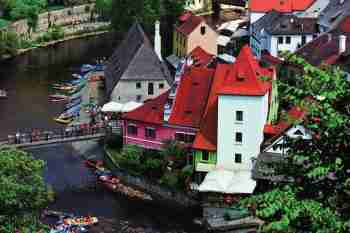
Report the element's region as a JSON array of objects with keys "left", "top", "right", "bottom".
[
  {"left": 98, "top": 175, "right": 120, "bottom": 184},
  {"left": 54, "top": 117, "right": 74, "bottom": 124},
  {"left": 63, "top": 216, "right": 98, "bottom": 226},
  {"left": 80, "top": 64, "right": 96, "bottom": 73},
  {"left": 65, "top": 98, "right": 82, "bottom": 110}
]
